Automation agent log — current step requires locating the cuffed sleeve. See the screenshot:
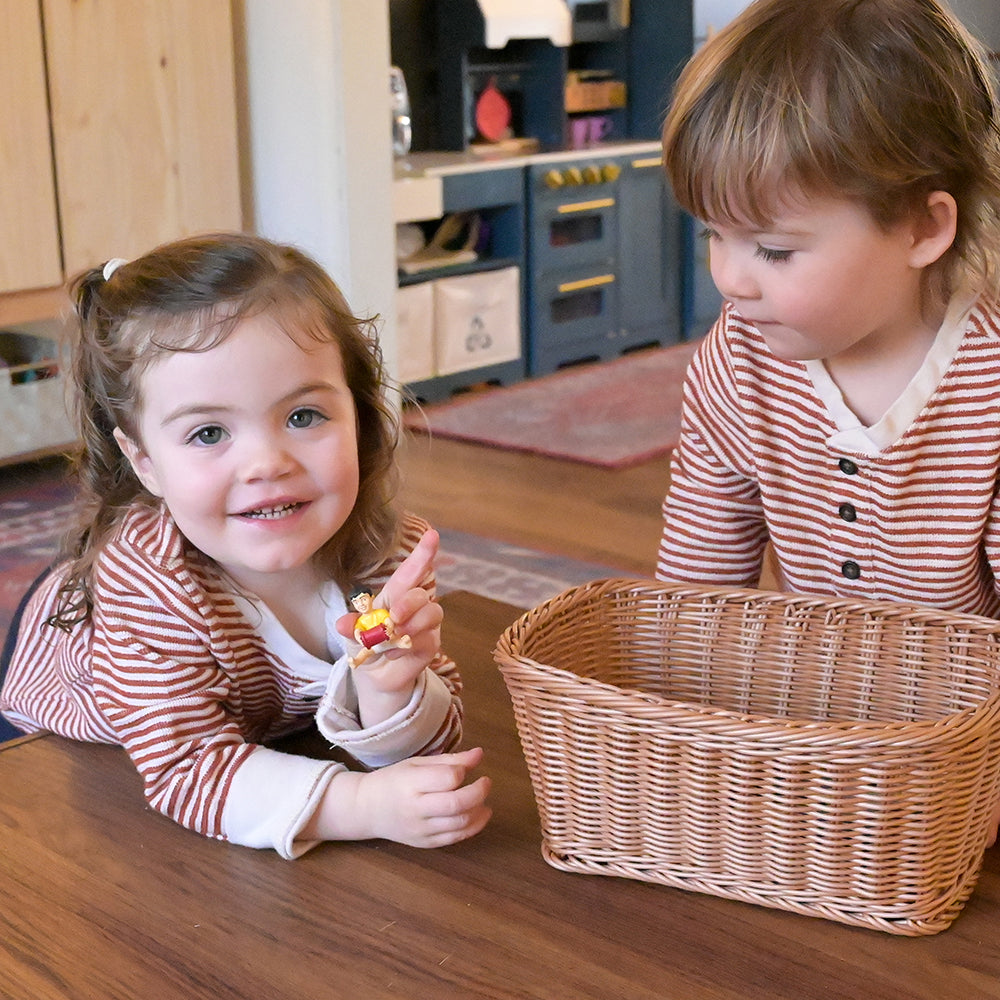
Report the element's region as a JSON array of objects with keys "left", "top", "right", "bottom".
[
  {"left": 221, "top": 745, "right": 347, "bottom": 859},
  {"left": 315, "top": 666, "right": 454, "bottom": 768}
]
